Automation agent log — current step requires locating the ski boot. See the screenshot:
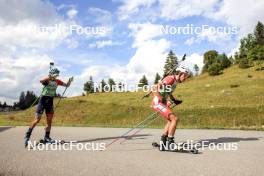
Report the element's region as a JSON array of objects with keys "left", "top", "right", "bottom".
[
  {"left": 24, "top": 136, "right": 30, "bottom": 148},
  {"left": 43, "top": 136, "right": 56, "bottom": 144},
  {"left": 24, "top": 128, "right": 32, "bottom": 148},
  {"left": 159, "top": 135, "right": 168, "bottom": 151},
  {"left": 167, "top": 136, "right": 177, "bottom": 151}
]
